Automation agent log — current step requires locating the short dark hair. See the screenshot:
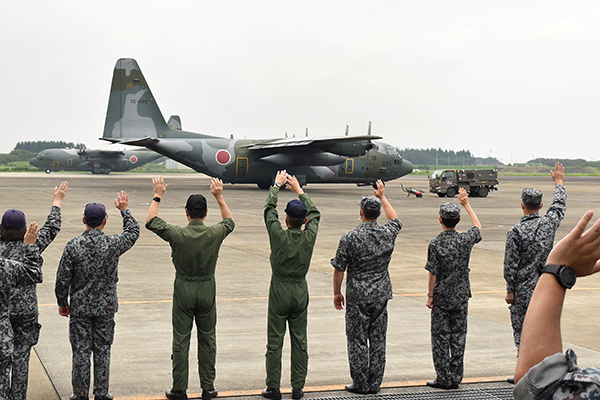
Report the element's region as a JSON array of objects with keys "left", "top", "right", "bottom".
[
  {"left": 187, "top": 208, "right": 207, "bottom": 219},
  {"left": 85, "top": 217, "right": 104, "bottom": 228},
  {"left": 441, "top": 217, "right": 460, "bottom": 229},
  {"left": 0, "top": 226, "right": 26, "bottom": 241},
  {"left": 523, "top": 200, "right": 541, "bottom": 211},
  {"left": 287, "top": 216, "right": 305, "bottom": 228},
  {"left": 361, "top": 207, "right": 380, "bottom": 221}
]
